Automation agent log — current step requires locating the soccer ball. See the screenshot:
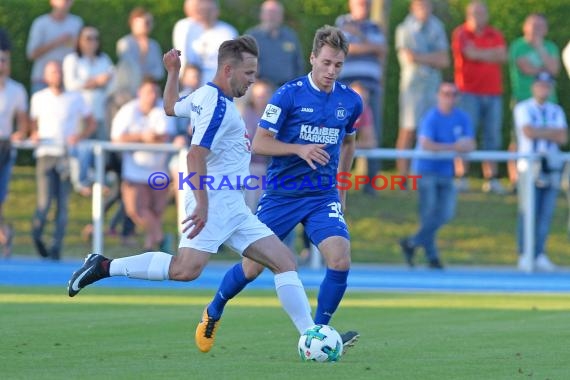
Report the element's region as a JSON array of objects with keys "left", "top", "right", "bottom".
[{"left": 298, "top": 324, "right": 343, "bottom": 362}]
